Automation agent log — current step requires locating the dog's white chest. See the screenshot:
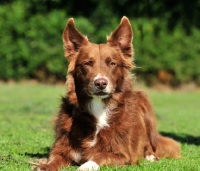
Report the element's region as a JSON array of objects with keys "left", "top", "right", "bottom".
[
  {"left": 90, "top": 97, "right": 109, "bottom": 131},
  {"left": 87, "top": 98, "right": 109, "bottom": 147}
]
